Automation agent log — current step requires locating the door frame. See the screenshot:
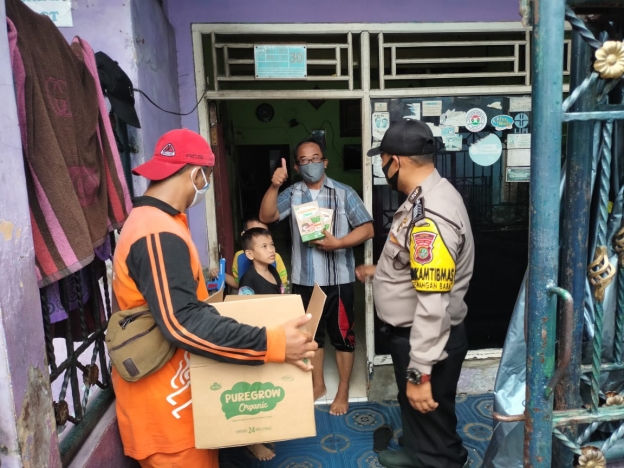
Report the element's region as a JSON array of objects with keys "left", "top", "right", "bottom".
[{"left": 191, "top": 22, "right": 547, "bottom": 379}]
